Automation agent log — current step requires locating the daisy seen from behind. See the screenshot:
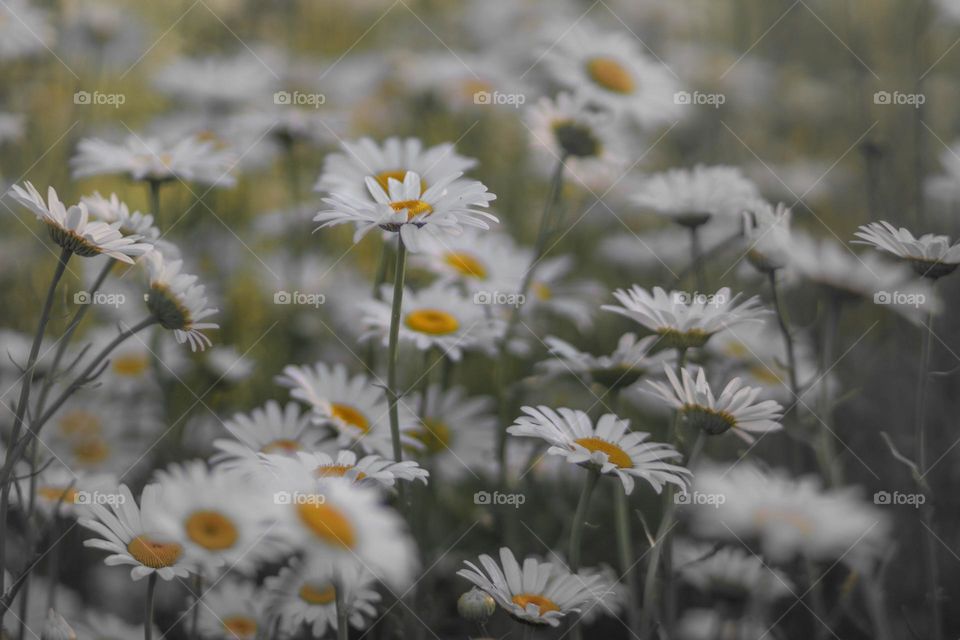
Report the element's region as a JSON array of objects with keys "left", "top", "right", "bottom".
[
  {"left": 144, "top": 251, "right": 219, "bottom": 351},
  {"left": 853, "top": 220, "right": 960, "bottom": 280}
]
